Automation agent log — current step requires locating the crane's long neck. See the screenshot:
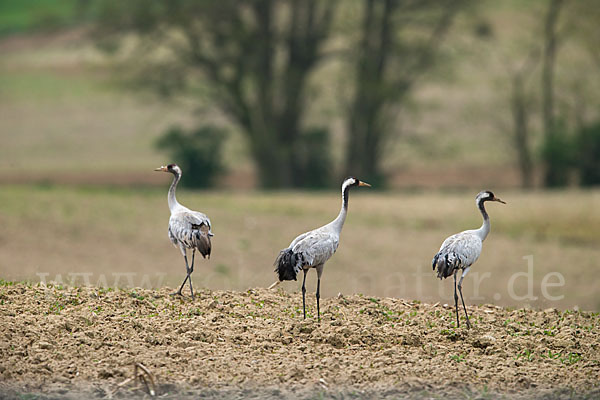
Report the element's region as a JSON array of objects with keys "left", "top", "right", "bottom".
[
  {"left": 330, "top": 182, "right": 351, "bottom": 233},
  {"left": 476, "top": 199, "right": 491, "bottom": 241},
  {"left": 168, "top": 171, "right": 181, "bottom": 212}
]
